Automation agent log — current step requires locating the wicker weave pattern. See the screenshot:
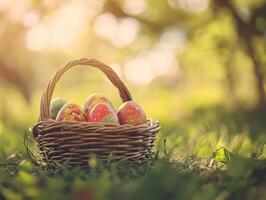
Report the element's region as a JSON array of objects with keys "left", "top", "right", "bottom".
[{"left": 32, "top": 58, "right": 160, "bottom": 165}]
